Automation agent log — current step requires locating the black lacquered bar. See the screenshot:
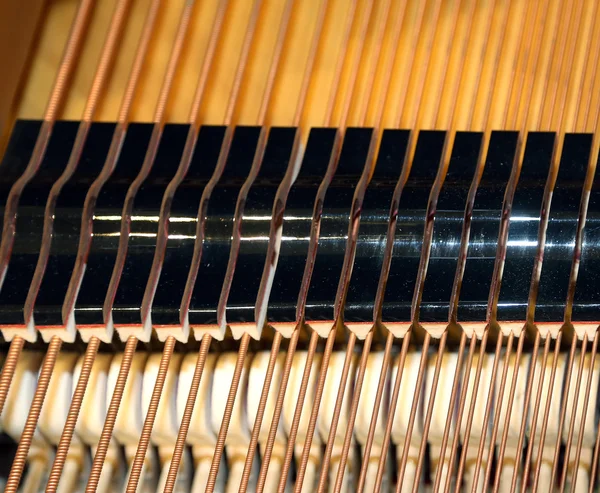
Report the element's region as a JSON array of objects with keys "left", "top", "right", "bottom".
[
  {"left": 266, "top": 128, "right": 337, "bottom": 324},
  {"left": 188, "top": 126, "right": 260, "bottom": 326},
  {"left": 110, "top": 124, "right": 189, "bottom": 325},
  {"left": 0, "top": 120, "right": 42, "bottom": 233},
  {"left": 32, "top": 122, "right": 115, "bottom": 326},
  {"left": 496, "top": 132, "right": 555, "bottom": 323},
  {"left": 418, "top": 132, "right": 481, "bottom": 324},
  {"left": 456, "top": 131, "right": 518, "bottom": 322},
  {"left": 380, "top": 130, "right": 445, "bottom": 323},
  {"left": 343, "top": 129, "right": 410, "bottom": 324},
  {"left": 572, "top": 148, "right": 600, "bottom": 322},
  {"left": 303, "top": 127, "right": 373, "bottom": 323},
  {"left": 0, "top": 121, "right": 78, "bottom": 325},
  {"left": 150, "top": 125, "right": 226, "bottom": 326},
  {"left": 224, "top": 127, "right": 296, "bottom": 325},
  {"left": 74, "top": 123, "right": 153, "bottom": 325},
  {"left": 534, "top": 133, "right": 591, "bottom": 323}
]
